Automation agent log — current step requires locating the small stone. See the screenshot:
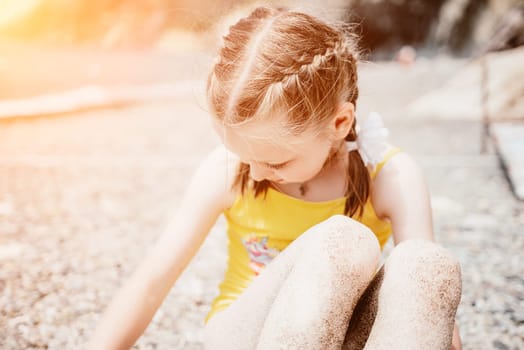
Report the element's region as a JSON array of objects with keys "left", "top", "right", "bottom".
[
  {"left": 493, "top": 340, "right": 510, "bottom": 350},
  {"left": 511, "top": 306, "right": 524, "bottom": 324},
  {"left": 0, "top": 243, "right": 24, "bottom": 260},
  {"left": 460, "top": 213, "right": 498, "bottom": 231}
]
